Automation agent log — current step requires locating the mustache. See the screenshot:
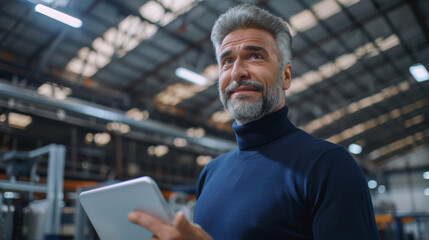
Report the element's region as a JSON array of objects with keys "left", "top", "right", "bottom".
[{"left": 224, "top": 80, "right": 264, "bottom": 99}]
